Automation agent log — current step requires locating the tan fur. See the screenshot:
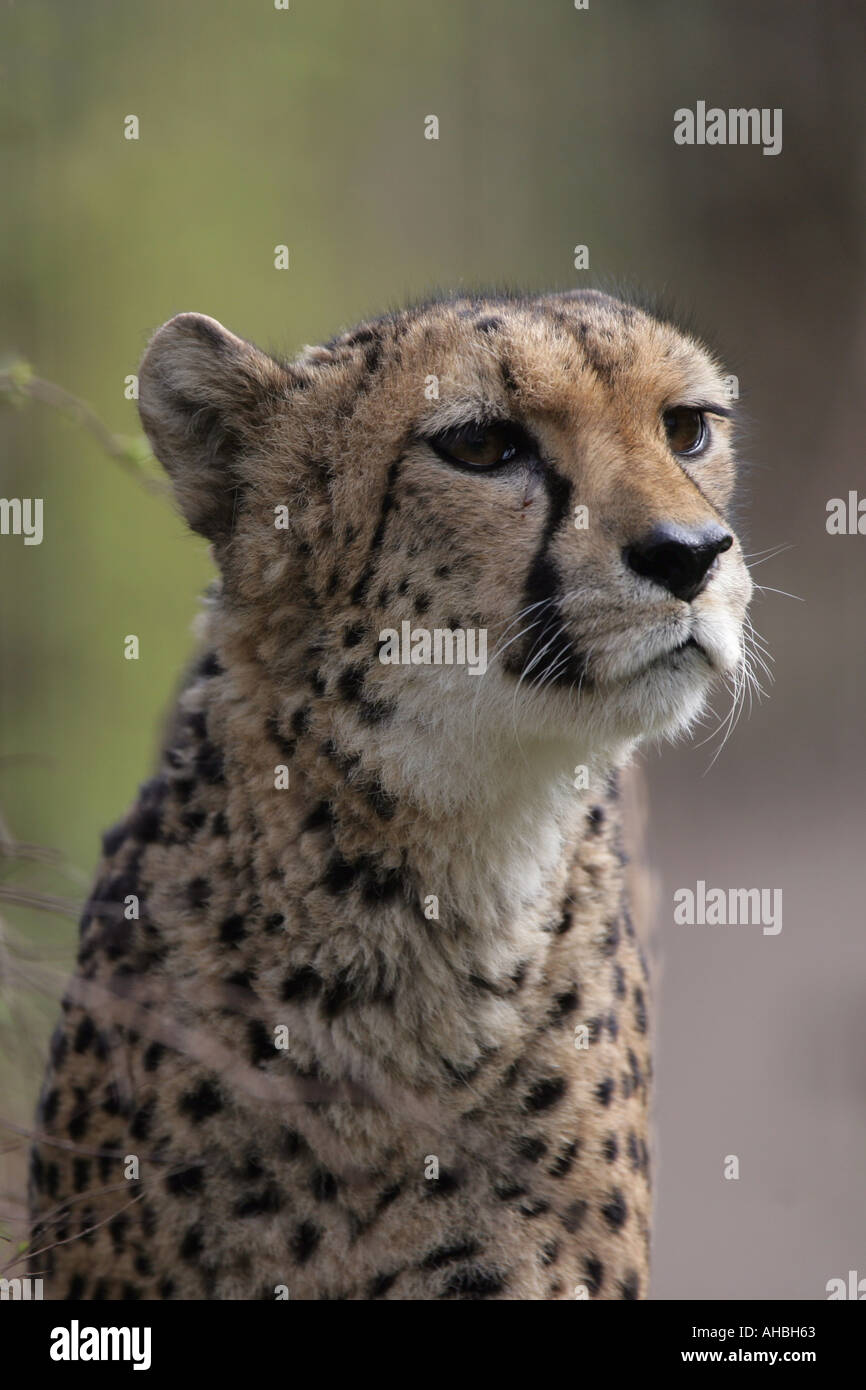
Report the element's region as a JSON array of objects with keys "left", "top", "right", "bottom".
[{"left": 29, "top": 291, "right": 751, "bottom": 1299}]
